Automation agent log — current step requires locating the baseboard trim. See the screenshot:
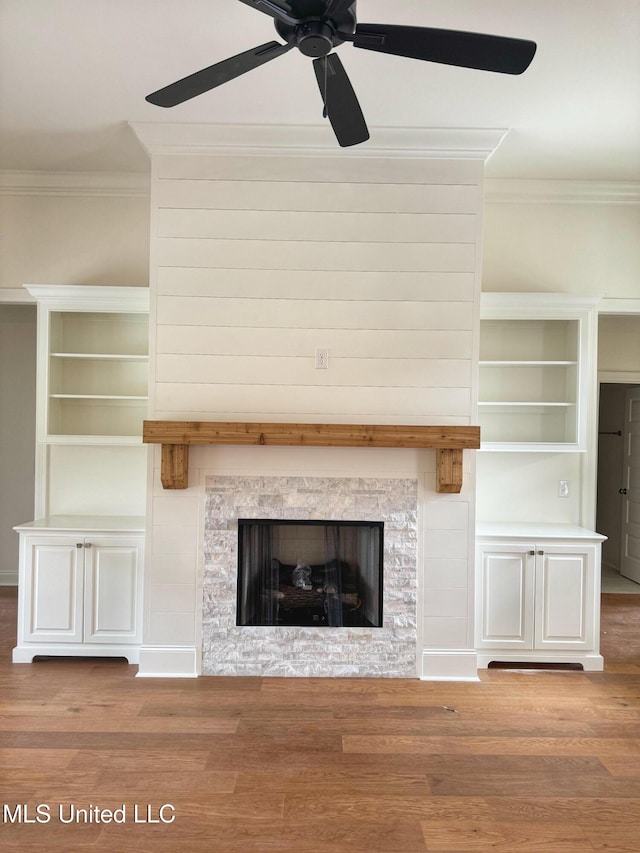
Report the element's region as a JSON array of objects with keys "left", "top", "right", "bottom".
[
  {"left": 420, "top": 649, "right": 480, "bottom": 681},
  {"left": 136, "top": 645, "right": 198, "bottom": 678},
  {"left": 476, "top": 651, "right": 604, "bottom": 671}
]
